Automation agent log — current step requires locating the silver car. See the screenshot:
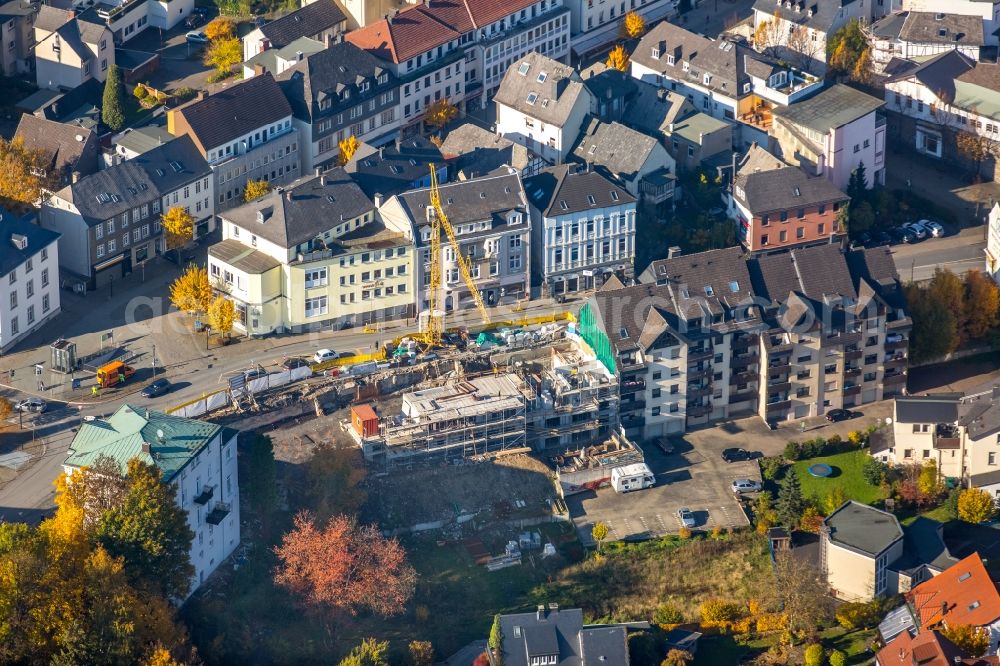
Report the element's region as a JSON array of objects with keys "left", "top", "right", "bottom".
[
  {"left": 15, "top": 397, "right": 46, "bottom": 413},
  {"left": 731, "top": 479, "right": 761, "bottom": 493},
  {"left": 677, "top": 507, "right": 696, "bottom": 528}
]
